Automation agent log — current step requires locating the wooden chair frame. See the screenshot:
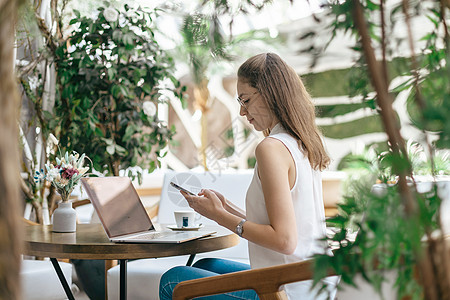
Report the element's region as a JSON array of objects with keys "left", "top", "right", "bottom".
[{"left": 173, "top": 259, "right": 336, "bottom": 300}]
